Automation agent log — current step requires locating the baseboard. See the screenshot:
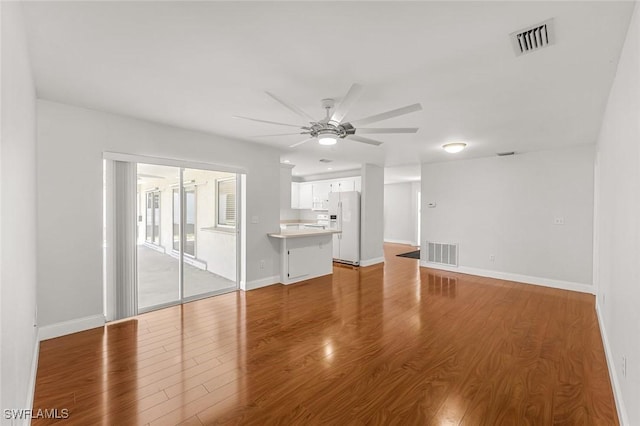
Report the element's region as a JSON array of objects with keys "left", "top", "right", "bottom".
[
  {"left": 384, "top": 239, "right": 417, "bottom": 246},
  {"left": 360, "top": 257, "right": 385, "bottom": 267},
  {"left": 596, "top": 300, "right": 629, "bottom": 425},
  {"left": 38, "top": 314, "right": 105, "bottom": 341},
  {"left": 245, "top": 275, "right": 279, "bottom": 291},
  {"left": 419, "top": 261, "right": 595, "bottom": 295}
]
